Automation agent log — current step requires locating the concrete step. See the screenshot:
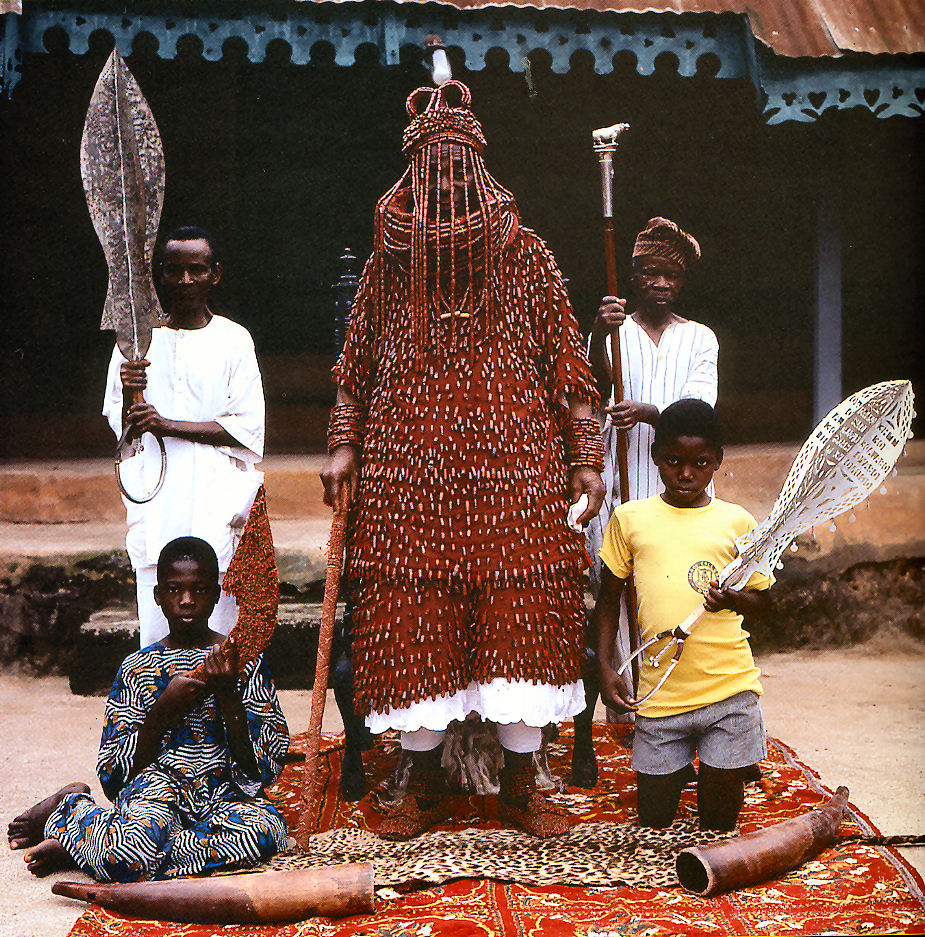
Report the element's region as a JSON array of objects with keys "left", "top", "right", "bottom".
[
  {"left": 0, "top": 455, "right": 331, "bottom": 524},
  {"left": 69, "top": 601, "right": 335, "bottom": 696},
  {"left": 3, "top": 446, "right": 923, "bottom": 584}
]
